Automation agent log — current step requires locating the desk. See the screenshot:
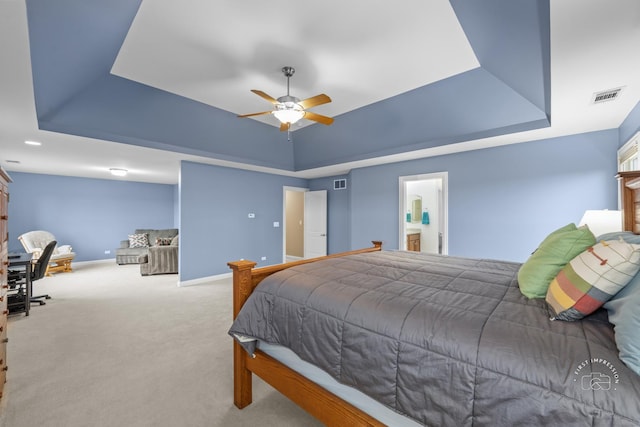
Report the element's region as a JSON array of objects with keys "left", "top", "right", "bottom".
[{"left": 8, "top": 253, "right": 32, "bottom": 316}]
